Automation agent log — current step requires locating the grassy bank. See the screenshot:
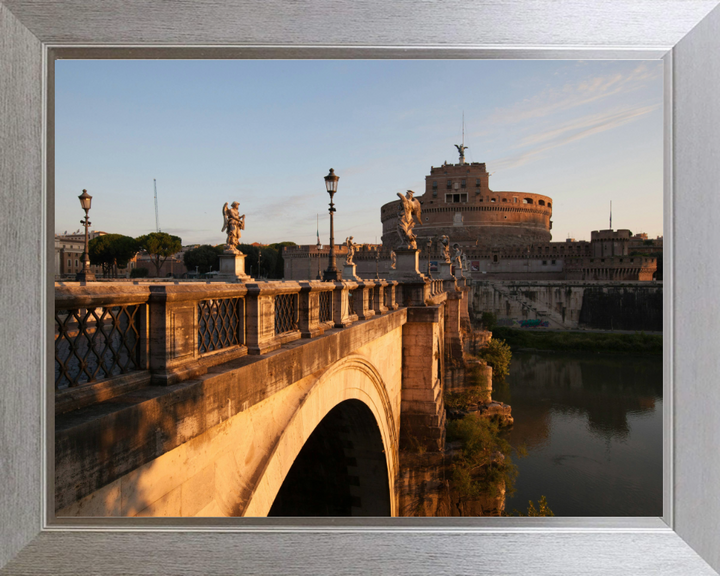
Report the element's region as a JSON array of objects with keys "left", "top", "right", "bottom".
[{"left": 491, "top": 327, "right": 662, "bottom": 355}]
